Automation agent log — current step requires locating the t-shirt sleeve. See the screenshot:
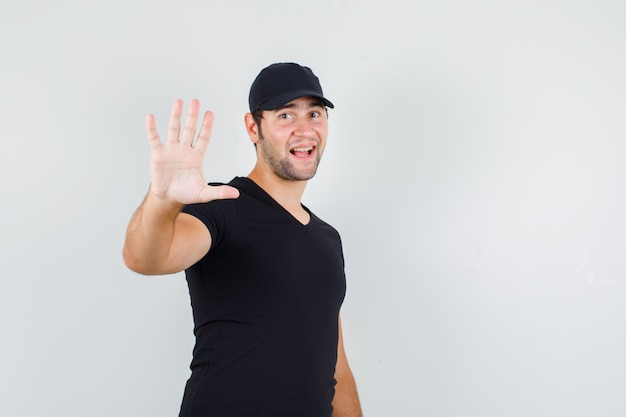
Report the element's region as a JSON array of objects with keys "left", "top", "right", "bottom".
[{"left": 182, "top": 199, "right": 234, "bottom": 251}]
